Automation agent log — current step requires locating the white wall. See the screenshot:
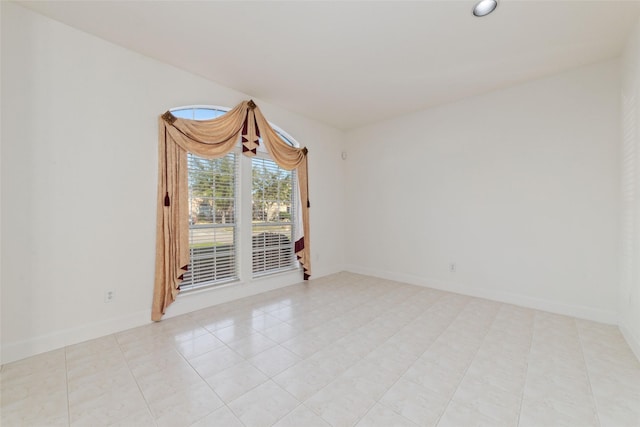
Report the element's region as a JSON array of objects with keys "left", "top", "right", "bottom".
[
  {"left": 620, "top": 16, "right": 640, "bottom": 360},
  {"left": 0, "top": 0, "right": 4, "bottom": 364},
  {"left": 345, "top": 60, "right": 621, "bottom": 323},
  {"left": 0, "top": 2, "right": 346, "bottom": 364}
]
